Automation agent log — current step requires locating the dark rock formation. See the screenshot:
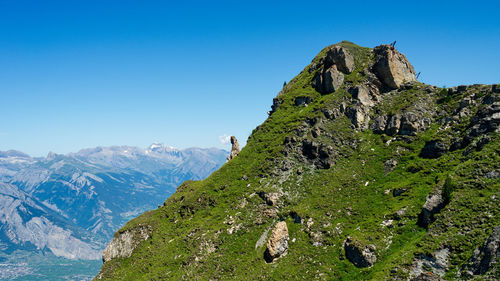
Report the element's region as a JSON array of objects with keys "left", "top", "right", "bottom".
[
  {"left": 344, "top": 237, "right": 377, "bottom": 268},
  {"left": 417, "top": 189, "right": 445, "bottom": 228},
  {"left": 420, "top": 140, "right": 448, "bottom": 159},
  {"left": 295, "top": 96, "right": 312, "bottom": 106},
  {"left": 462, "top": 225, "right": 500, "bottom": 277}
]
